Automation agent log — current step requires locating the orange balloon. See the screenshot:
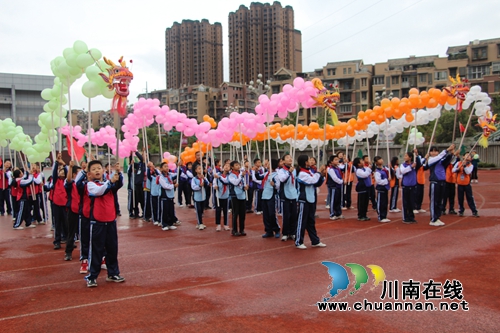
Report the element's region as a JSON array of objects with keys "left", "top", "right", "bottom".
[
  {"left": 427, "top": 98, "right": 438, "bottom": 108},
  {"left": 348, "top": 118, "right": 356, "bottom": 126},
  {"left": 438, "top": 91, "right": 449, "bottom": 106},
  {"left": 381, "top": 98, "right": 391, "bottom": 108},
  {"left": 409, "top": 88, "right": 419, "bottom": 95},
  {"left": 376, "top": 114, "right": 386, "bottom": 124},
  {"left": 420, "top": 92, "right": 430, "bottom": 105},
  {"left": 390, "top": 97, "right": 401, "bottom": 108},
  {"left": 447, "top": 96, "right": 457, "bottom": 105},
  {"left": 408, "top": 95, "right": 420, "bottom": 108},
  {"left": 393, "top": 108, "right": 403, "bottom": 118},
  {"left": 405, "top": 113, "right": 414, "bottom": 123}
]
